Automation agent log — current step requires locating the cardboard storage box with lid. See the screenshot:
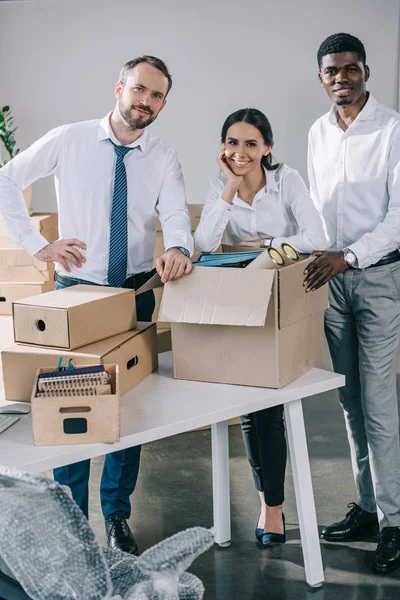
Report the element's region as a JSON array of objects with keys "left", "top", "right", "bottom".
[
  {"left": 158, "top": 252, "right": 328, "bottom": 388},
  {"left": 31, "top": 363, "right": 120, "bottom": 446},
  {"left": 1, "top": 322, "right": 157, "bottom": 402},
  {"left": 12, "top": 284, "right": 137, "bottom": 350}
]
